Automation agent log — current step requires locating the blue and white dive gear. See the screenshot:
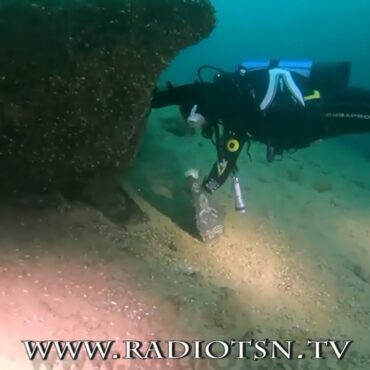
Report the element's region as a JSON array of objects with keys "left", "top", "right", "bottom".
[{"left": 238, "top": 60, "right": 314, "bottom": 111}]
